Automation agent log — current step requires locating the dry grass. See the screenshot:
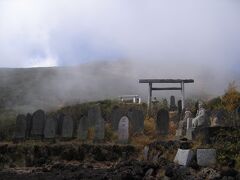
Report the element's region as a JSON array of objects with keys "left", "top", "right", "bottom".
[
  {"left": 104, "top": 124, "right": 118, "bottom": 142},
  {"left": 144, "top": 117, "right": 156, "bottom": 136},
  {"left": 130, "top": 134, "right": 153, "bottom": 147},
  {"left": 87, "top": 128, "right": 95, "bottom": 142}
]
